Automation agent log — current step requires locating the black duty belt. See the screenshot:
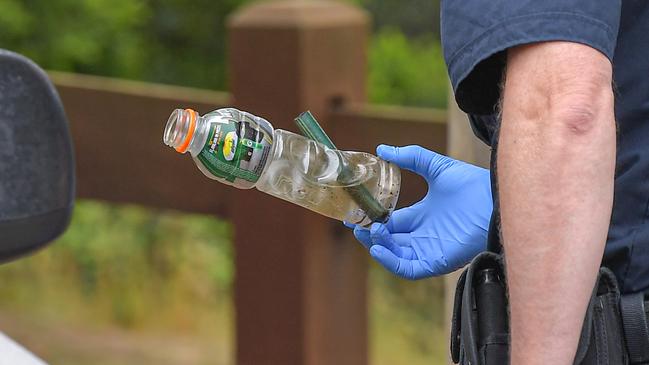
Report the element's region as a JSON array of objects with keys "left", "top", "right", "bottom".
[
  {"left": 450, "top": 251, "right": 649, "bottom": 365},
  {"left": 621, "top": 294, "right": 649, "bottom": 364}
]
